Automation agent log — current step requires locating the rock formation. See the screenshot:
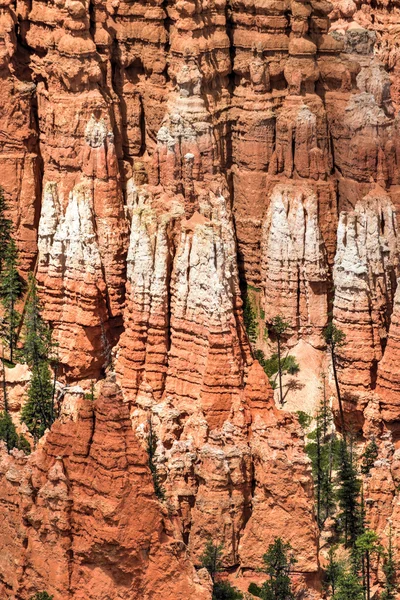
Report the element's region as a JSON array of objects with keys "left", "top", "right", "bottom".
[
  {"left": 1, "top": 0, "right": 400, "bottom": 597},
  {"left": 0, "top": 381, "right": 210, "bottom": 599}
]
